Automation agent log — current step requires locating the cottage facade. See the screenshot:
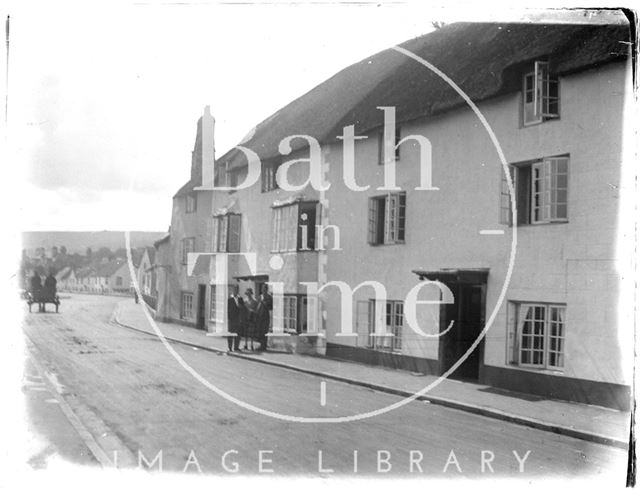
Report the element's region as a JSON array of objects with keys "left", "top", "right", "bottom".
[{"left": 160, "top": 19, "right": 633, "bottom": 409}]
